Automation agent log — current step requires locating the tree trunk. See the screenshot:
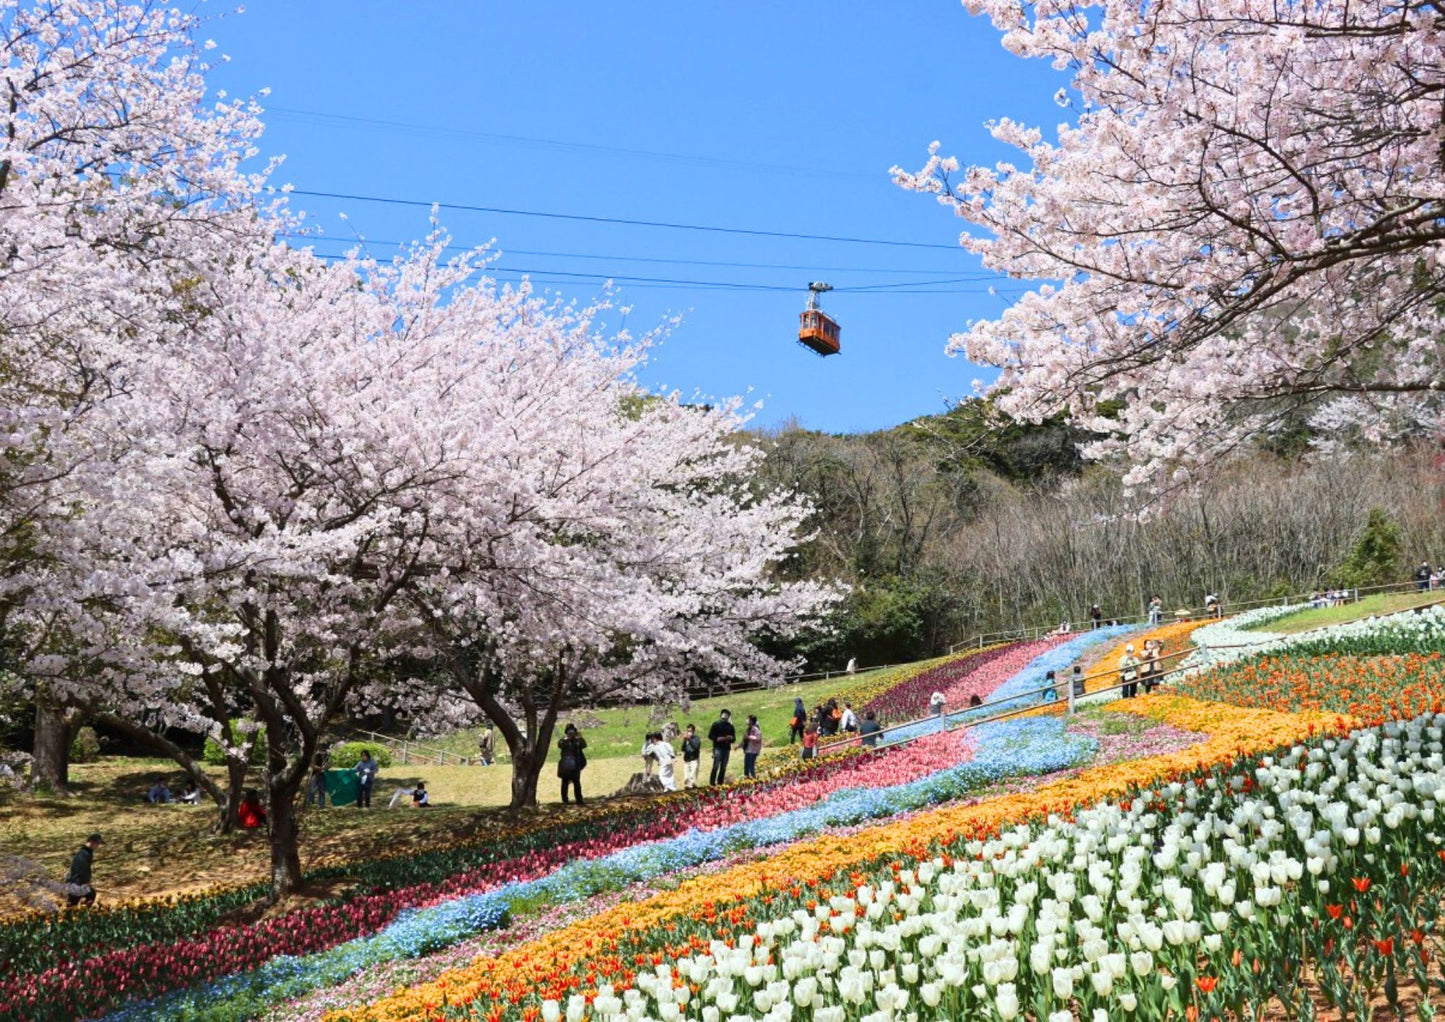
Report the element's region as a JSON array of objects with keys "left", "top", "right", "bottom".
[
  {"left": 217, "top": 755, "right": 248, "bottom": 834},
  {"left": 510, "top": 748, "right": 542, "bottom": 809},
  {"left": 267, "top": 783, "right": 303, "bottom": 898},
  {"left": 30, "top": 697, "right": 79, "bottom": 794}
]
